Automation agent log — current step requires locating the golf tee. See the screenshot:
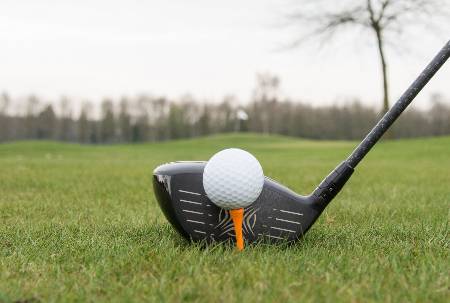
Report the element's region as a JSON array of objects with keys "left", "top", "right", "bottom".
[{"left": 229, "top": 208, "right": 244, "bottom": 251}]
